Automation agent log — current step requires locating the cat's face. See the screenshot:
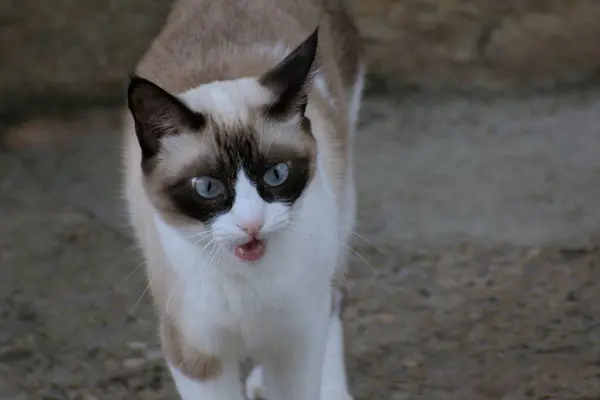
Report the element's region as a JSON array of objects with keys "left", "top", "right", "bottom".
[
  {"left": 140, "top": 107, "right": 317, "bottom": 262},
  {"left": 128, "top": 29, "right": 319, "bottom": 262}
]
